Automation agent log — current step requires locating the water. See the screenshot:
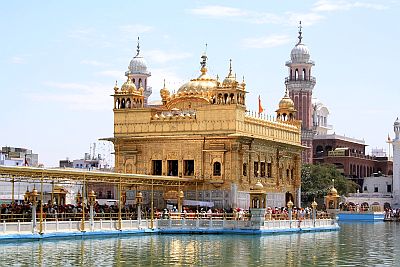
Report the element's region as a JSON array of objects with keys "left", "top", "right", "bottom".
[{"left": 1, "top": 222, "right": 399, "bottom": 266}]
